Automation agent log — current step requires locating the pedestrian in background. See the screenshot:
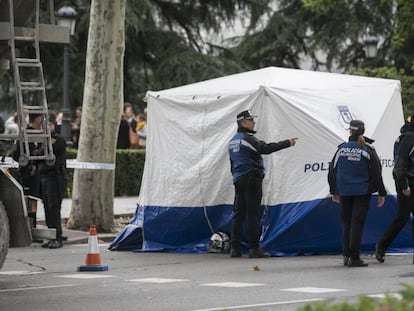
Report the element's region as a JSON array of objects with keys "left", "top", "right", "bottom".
[
  {"left": 71, "top": 106, "right": 82, "bottom": 148},
  {"left": 39, "top": 111, "right": 67, "bottom": 249},
  {"left": 376, "top": 114, "right": 414, "bottom": 264},
  {"left": 135, "top": 113, "right": 146, "bottom": 133},
  {"left": 5, "top": 112, "right": 19, "bottom": 135},
  {"left": 117, "top": 113, "right": 130, "bottom": 149},
  {"left": 328, "top": 120, "right": 386, "bottom": 267},
  {"left": 123, "top": 102, "right": 138, "bottom": 149},
  {"left": 228, "top": 110, "right": 297, "bottom": 258},
  {"left": 124, "top": 102, "right": 137, "bottom": 132}
]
